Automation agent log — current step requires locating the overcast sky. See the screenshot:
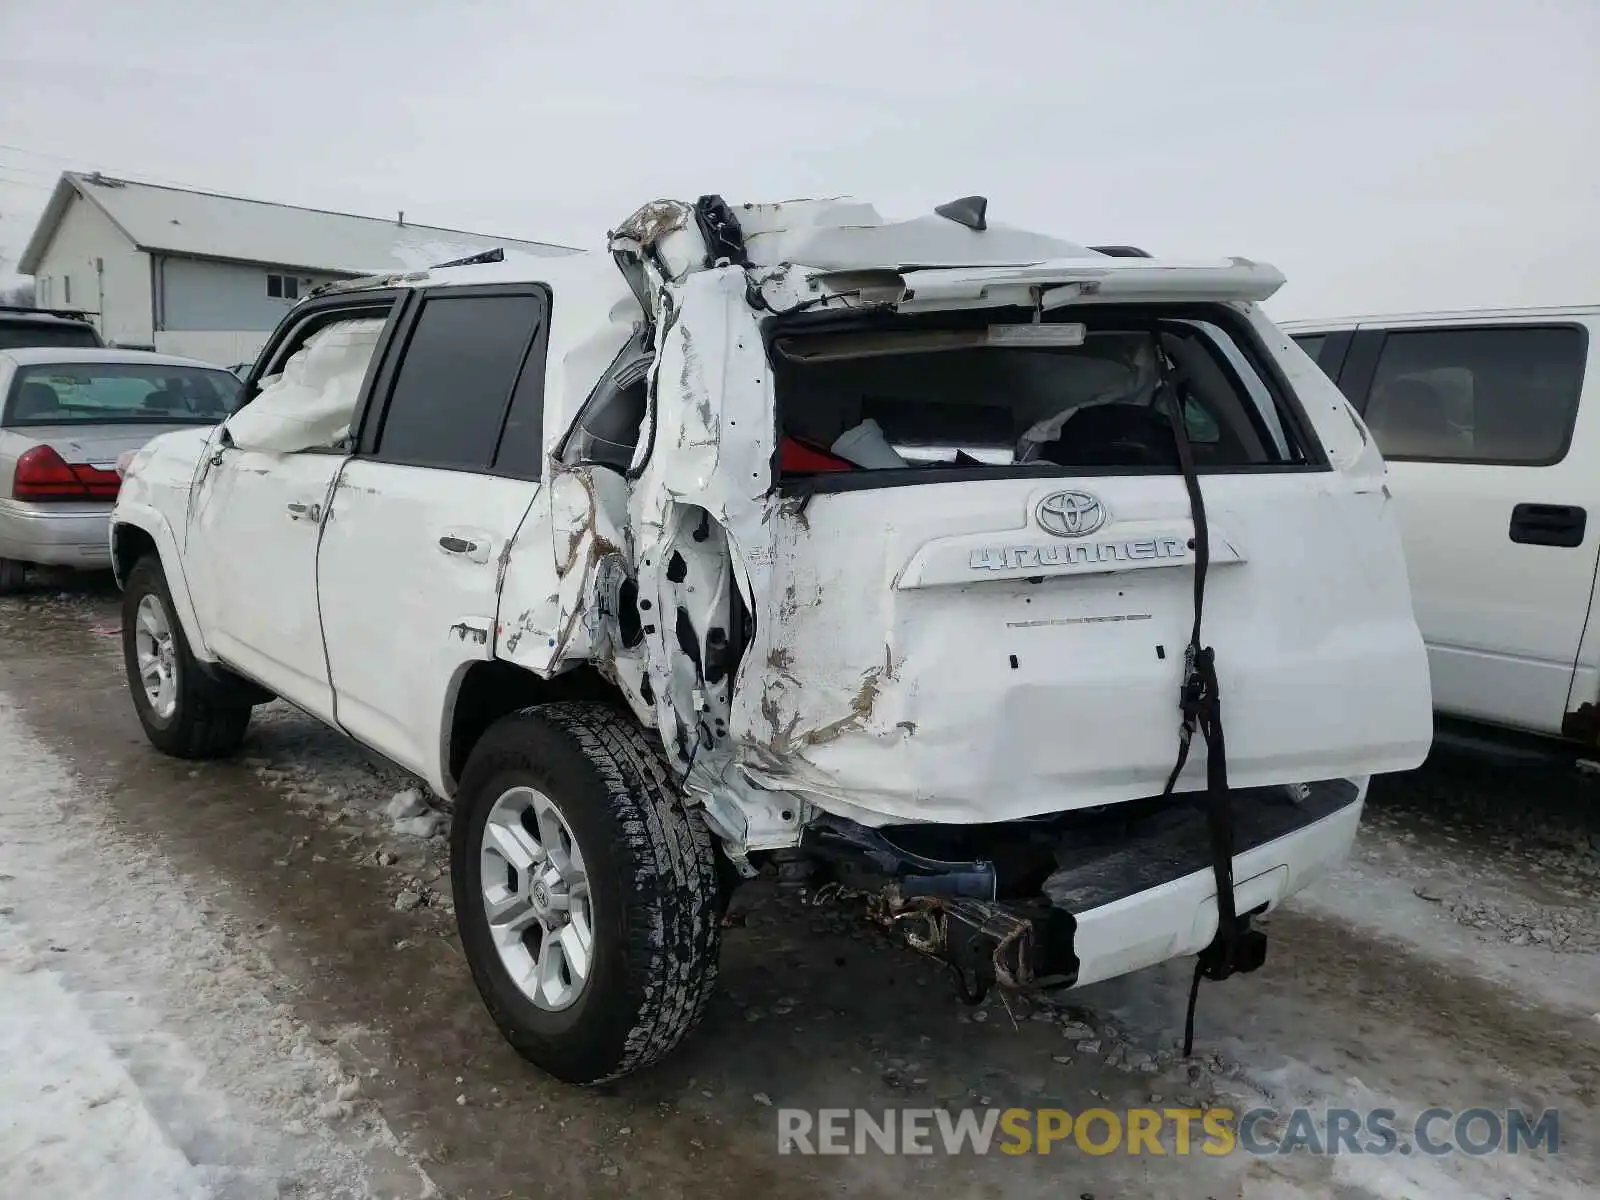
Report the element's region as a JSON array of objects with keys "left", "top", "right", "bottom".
[{"left": 1, "top": 0, "right": 1595, "bottom": 319}]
